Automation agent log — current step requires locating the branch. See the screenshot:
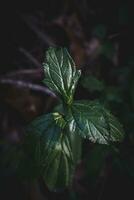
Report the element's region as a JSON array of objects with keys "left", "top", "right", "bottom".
[
  {"left": 0, "top": 78, "right": 57, "bottom": 98},
  {"left": 19, "top": 47, "right": 42, "bottom": 68},
  {"left": 4, "top": 69, "right": 42, "bottom": 80},
  {"left": 20, "top": 14, "right": 55, "bottom": 46}
]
